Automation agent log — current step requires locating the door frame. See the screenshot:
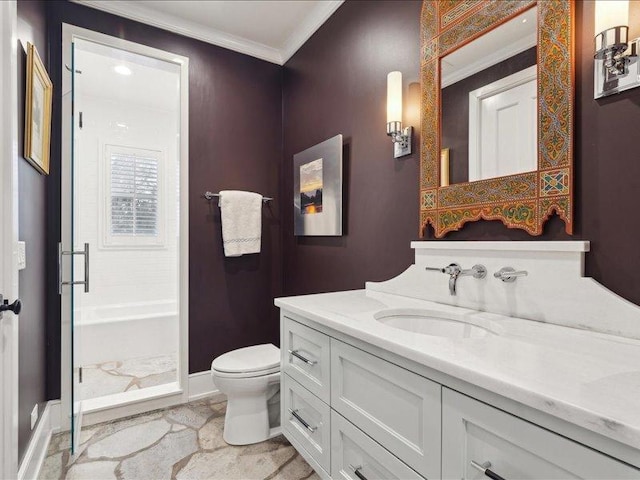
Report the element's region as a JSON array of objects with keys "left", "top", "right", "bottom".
[
  {"left": 0, "top": 1, "right": 20, "bottom": 478},
  {"left": 60, "top": 24, "right": 190, "bottom": 430}
]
